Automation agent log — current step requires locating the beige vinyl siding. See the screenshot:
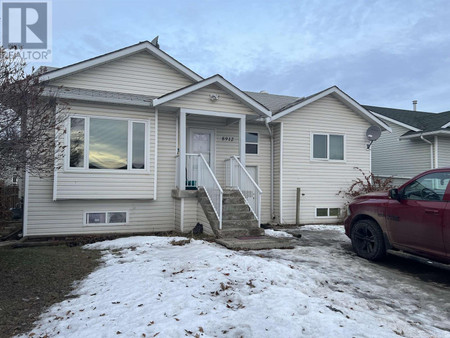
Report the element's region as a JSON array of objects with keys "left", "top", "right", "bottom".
[
  {"left": 245, "top": 124, "right": 271, "bottom": 223},
  {"left": 25, "top": 112, "right": 178, "bottom": 236},
  {"left": 168, "top": 84, "right": 256, "bottom": 115},
  {"left": 51, "top": 51, "right": 194, "bottom": 97},
  {"left": 276, "top": 95, "right": 372, "bottom": 224},
  {"left": 372, "top": 121, "right": 431, "bottom": 178},
  {"left": 437, "top": 136, "right": 450, "bottom": 167},
  {"left": 56, "top": 102, "right": 155, "bottom": 199},
  {"left": 272, "top": 123, "right": 281, "bottom": 223}
]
